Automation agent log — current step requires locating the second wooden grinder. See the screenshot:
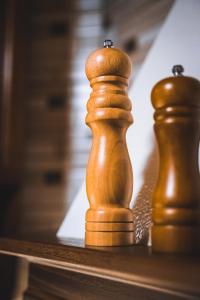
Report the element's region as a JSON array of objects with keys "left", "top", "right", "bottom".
[
  {"left": 151, "top": 65, "right": 200, "bottom": 253},
  {"left": 85, "top": 40, "right": 134, "bottom": 246}
]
